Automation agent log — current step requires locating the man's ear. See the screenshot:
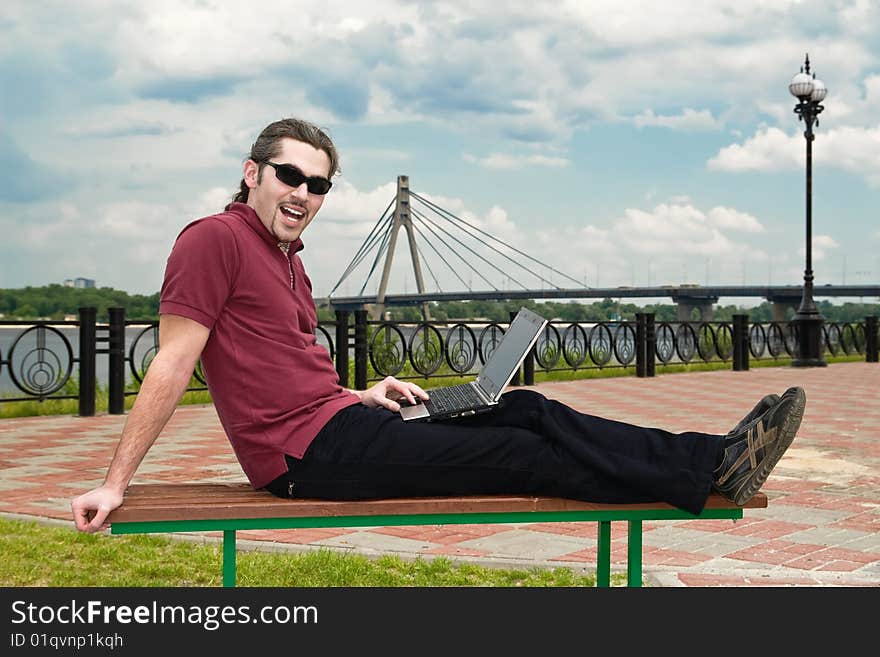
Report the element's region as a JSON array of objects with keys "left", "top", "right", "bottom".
[{"left": 243, "top": 159, "right": 259, "bottom": 190}]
